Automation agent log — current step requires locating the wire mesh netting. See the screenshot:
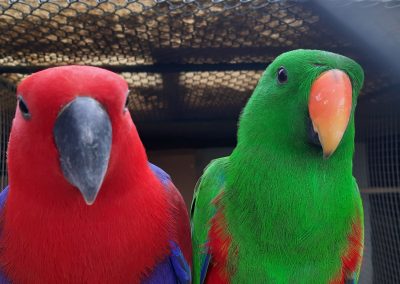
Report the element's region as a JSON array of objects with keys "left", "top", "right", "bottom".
[
  {"left": 0, "top": 0, "right": 346, "bottom": 124},
  {"left": 0, "top": 0, "right": 396, "bottom": 123},
  {"left": 364, "top": 111, "right": 400, "bottom": 283},
  {"left": 0, "top": 0, "right": 335, "bottom": 67},
  {"left": 0, "top": 80, "right": 15, "bottom": 191},
  {"left": 1, "top": 70, "right": 396, "bottom": 124},
  {"left": 326, "top": 0, "right": 400, "bottom": 9}
]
